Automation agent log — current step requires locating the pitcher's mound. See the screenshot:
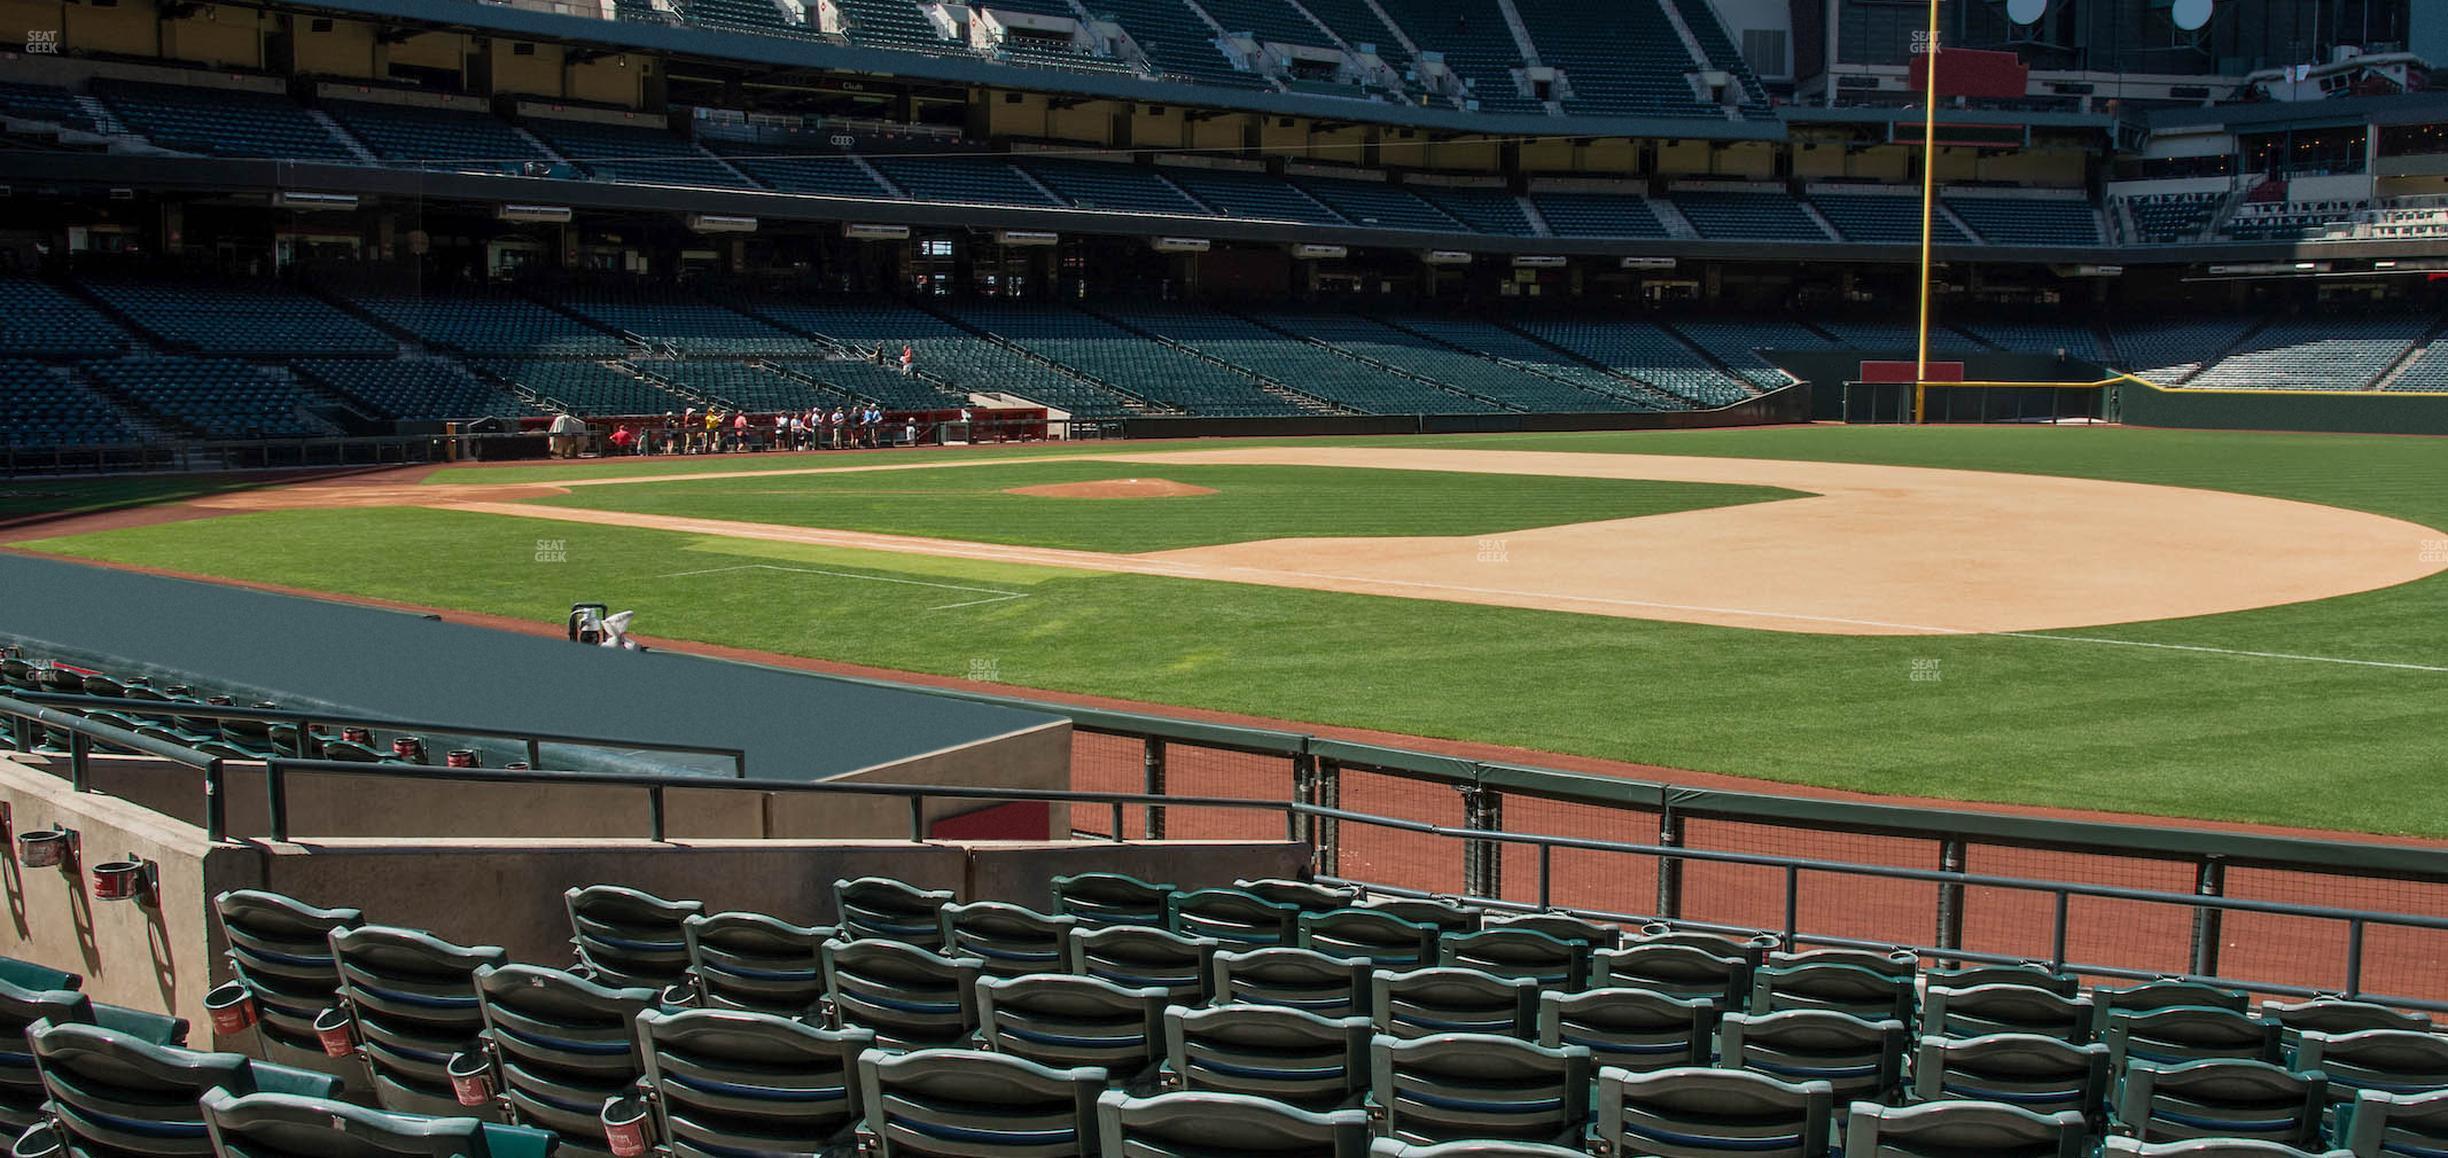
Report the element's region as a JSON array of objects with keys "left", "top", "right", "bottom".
[{"left": 1005, "top": 477, "right": 1217, "bottom": 500}]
